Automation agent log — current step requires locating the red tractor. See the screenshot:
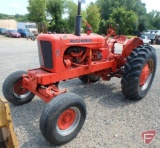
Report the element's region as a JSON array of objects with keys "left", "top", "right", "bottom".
[{"left": 2, "top": 1, "right": 157, "bottom": 145}]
